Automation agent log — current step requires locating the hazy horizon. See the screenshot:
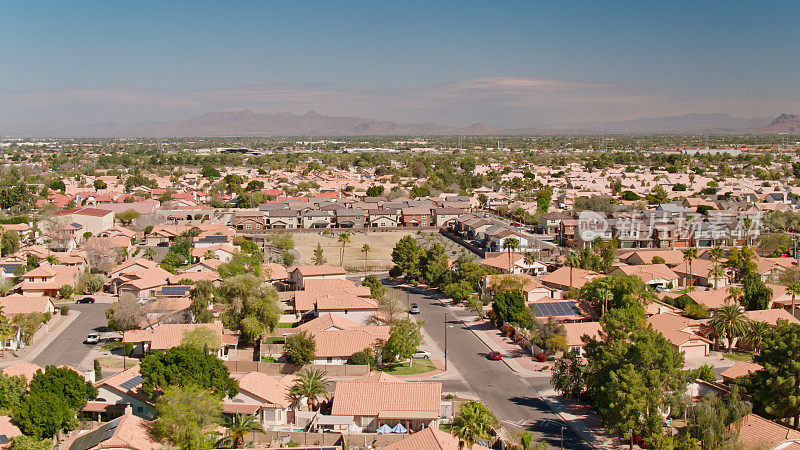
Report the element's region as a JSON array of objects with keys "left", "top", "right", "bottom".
[{"left": 3, "top": 1, "right": 800, "bottom": 133}]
